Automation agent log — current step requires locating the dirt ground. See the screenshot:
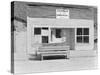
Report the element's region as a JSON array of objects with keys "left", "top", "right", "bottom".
[{"left": 14, "top": 56, "right": 98, "bottom": 74}]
